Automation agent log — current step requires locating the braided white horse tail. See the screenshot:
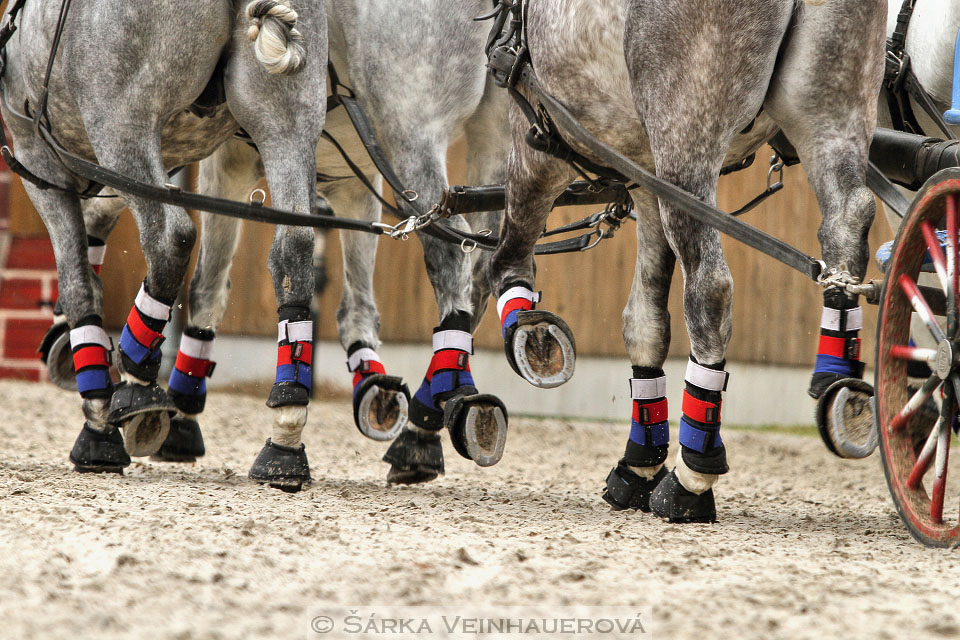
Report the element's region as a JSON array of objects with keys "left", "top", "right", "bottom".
[{"left": 244, "top": 0, "right": 306, "bottom": 76}]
